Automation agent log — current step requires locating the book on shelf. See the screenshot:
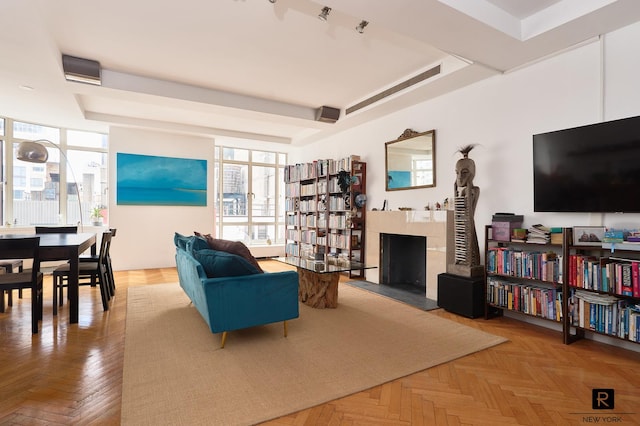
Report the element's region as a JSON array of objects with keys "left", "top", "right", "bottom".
[
  {"left": 550, "top": 233, "right": 563, "bottom": 245},
  {"left": 527, "top": 224, "right": 551, "bottom": 244}
]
